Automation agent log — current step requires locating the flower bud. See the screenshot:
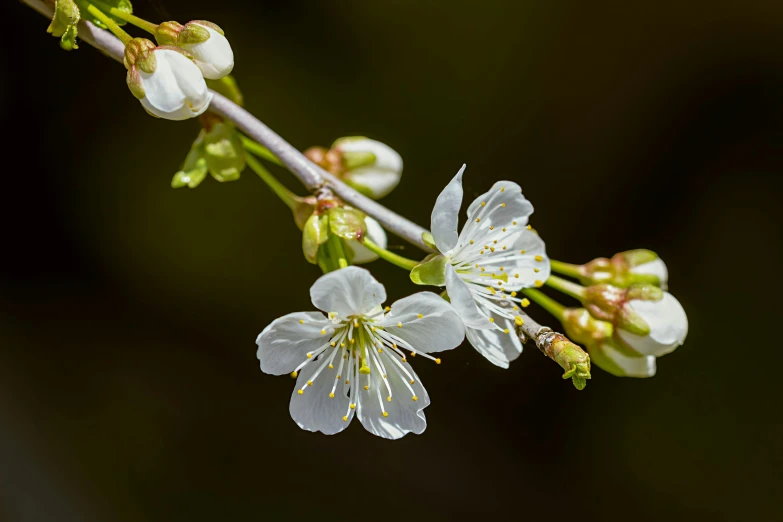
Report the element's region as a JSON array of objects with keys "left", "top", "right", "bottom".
[
  {"left": 171, "top": 119, "right": 245, "bottom": 188},
  {"left": 47, "top": 0, "right": 80, "bottom": 51},
  {"left": 157, "top": 20, "right": 234, "bottom": 80},
  {"left": 579, "top": 249, "right": 668, "bottom": 288},
  {"left": 583, "top": 284, "right": 688, "bottom": 357},
  {"left": 125, "top": 39, "right": 212, "bottom": 121},
  {"left": 345, "top": 216, "right": 387, "bottom": 264},
  {"left": 306, "top": 138, "right": 403, "bottom": 199},
  {"left": 562, "top": 308, "right": 655, "bottom": 378},
  {"left": 536, "top": 331, "right": 591, "bottom": 390}
]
